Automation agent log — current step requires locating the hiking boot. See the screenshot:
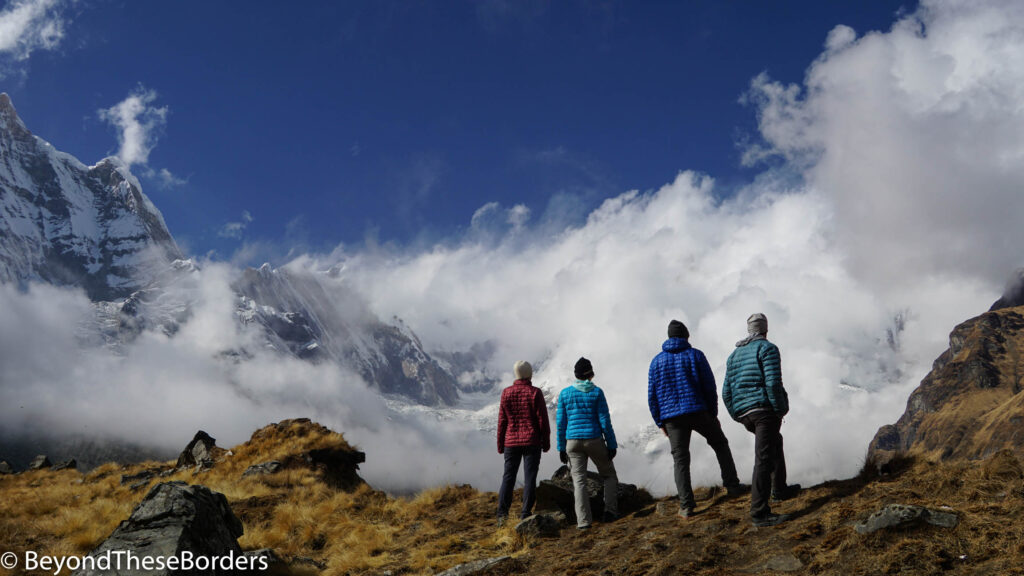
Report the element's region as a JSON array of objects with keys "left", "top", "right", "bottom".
[
  {"left": 496, "top": 515, "right": 507, "bottom": 527},
  {"left": 678, "top": 506, "right": 697, "bottom": 519},
  {"left": 771, "top": 484, "right": 802, "bottom": 502},
  {"left": 725, "top": 483, "right": 750, "bottom": 497},
  {"left": 751, "top": 512, "right": 791, "bottom": 527},
  {"left": 576, "top": 524, "right": 591, "bottom": 531},
  {"left": 603, "top": 511, "right": 619, "bottom": 523}
]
